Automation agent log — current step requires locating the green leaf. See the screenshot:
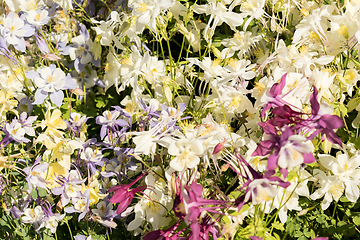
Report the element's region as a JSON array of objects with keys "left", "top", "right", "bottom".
[
  {"left": 38, "top": 188, "right": 47, "bottom": 198},
  {"left": 303, "top": 229, "right": 311, "bottom": 238},
  {"left": 339, "top": 104, "right": 348, "bottom": 116},
  {"left": 272, "top": 221, "right": 284, "bottom": 231},
  {"left": 347, "top": 97, "right": 360, "bottom": 112},
  {"left": 30, "top": 189, "right": 38, "bottom": 199},
  {"left": 229, "top": 190, "right": 242, "bottom": 200},
  {"left": 316, "top": 216, "right": 324, "bottom": 223},
  {"left": 353, "top": 216, "right": 360, "bottom": 225}
]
